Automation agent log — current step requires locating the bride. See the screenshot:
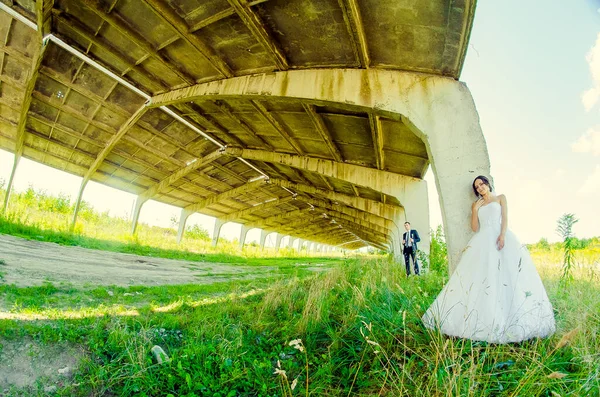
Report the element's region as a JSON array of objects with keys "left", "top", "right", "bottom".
[{"left": 422, "top": 176, "right": 556, "bottom": 343}]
